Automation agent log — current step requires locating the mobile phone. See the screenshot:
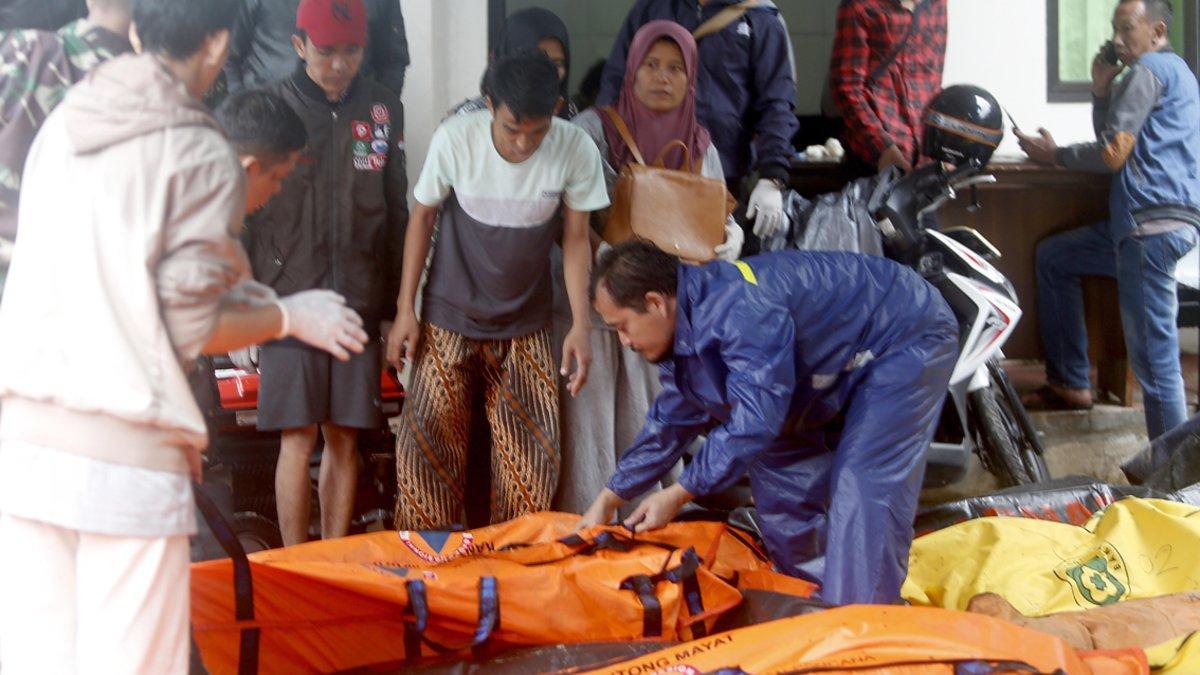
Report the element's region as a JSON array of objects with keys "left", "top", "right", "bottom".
[
  {"left": 1102, "top": 40, "right": 1120, "bottom": 65},
  {"left": 1004, "top": 109, "right": 1021, "bottom": 134}
]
